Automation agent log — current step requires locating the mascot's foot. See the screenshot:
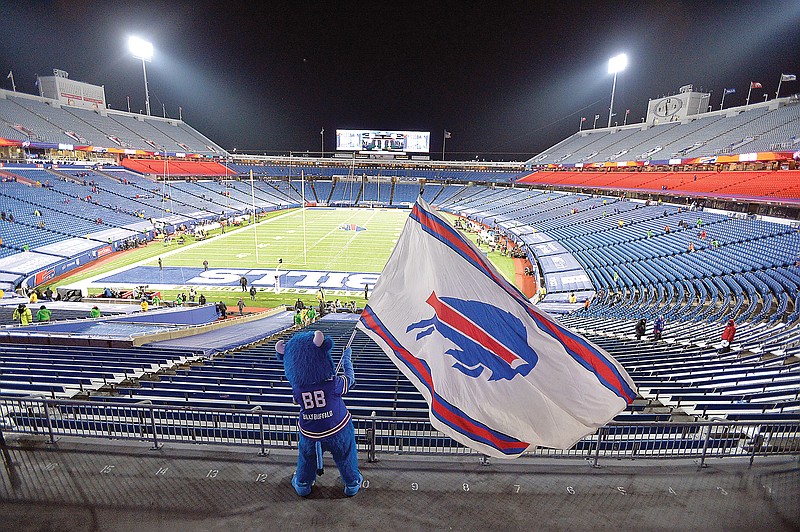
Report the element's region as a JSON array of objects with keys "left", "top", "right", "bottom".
[
  {"left": 291, "top": 473, "right": 313, "bottom": 497},
  {"left": 344, "top": 473, "right": 363, "bottom": 497}
]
